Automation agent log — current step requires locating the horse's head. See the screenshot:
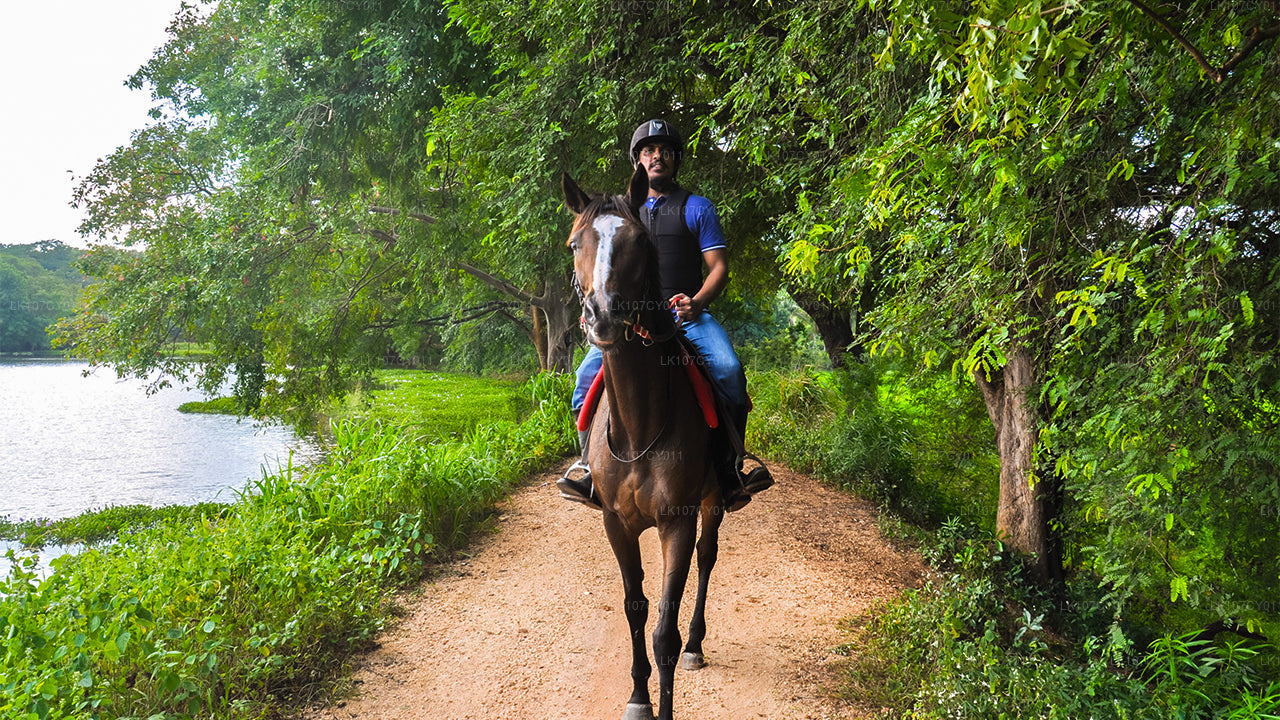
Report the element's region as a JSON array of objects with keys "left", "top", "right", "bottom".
[{"left": 562, "top": 165, "right": 671, "bottom": 348}]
